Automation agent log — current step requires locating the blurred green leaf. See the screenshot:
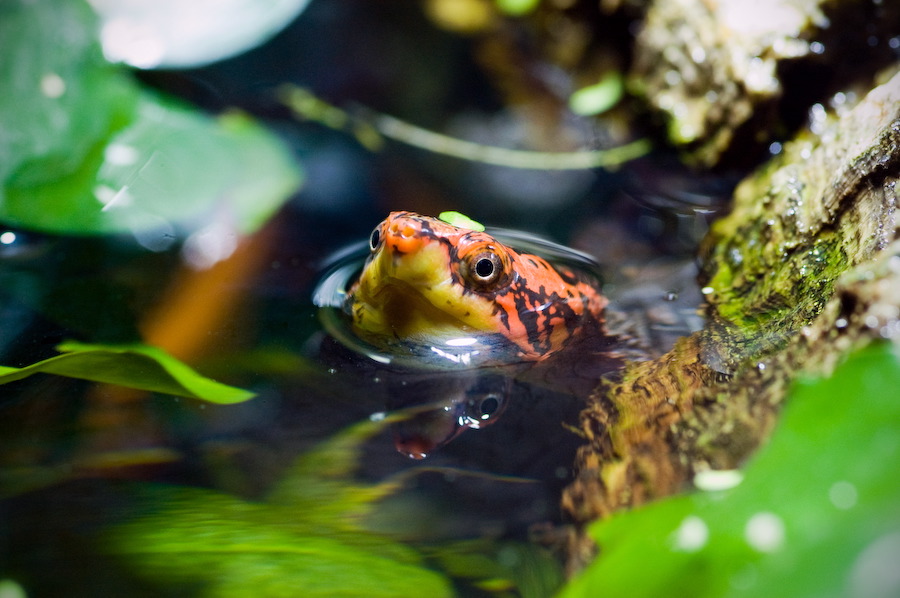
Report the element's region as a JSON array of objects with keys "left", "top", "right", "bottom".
[
  {"left": 495, "top": 0, "right": 541, "bottom": 17},
  {"left": 0, "top": 0, "right": 302, "bottom": 237},
  {"left": 105, "top": 422, "right": 454, "bottom": 598},
  {"left": 560, "top": 342, "right": 900, "bottom": 598},
  {"left": 0, "top": 0, "right": 137, "bottom": 194},
  {"left": 267, "top": 418, "right": 410, "bottom": 528},
  {"left": 0, "top": 342, "right": 254, "bottom": 403},
  {"left": 87, "top": 95, "right": 302, "bottom": 237},
  {"left": 430, "top": 539, "right": 564, "bottom": 598},
  {"left": 104, "top": 392, "right": 559, "bottom": 597},
  {"left": 106, "top": 486, "right": 452, "bottom": 598},
  {"left": 569, "top": 72, "right": 624, "bottom": 116}
]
